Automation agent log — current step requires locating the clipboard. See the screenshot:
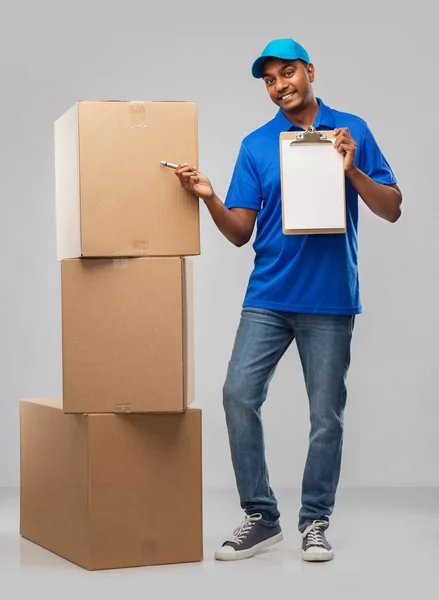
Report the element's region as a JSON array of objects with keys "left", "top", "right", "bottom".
[{"left": 280, "top": 127, "right": 346, "bottom": 235}]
